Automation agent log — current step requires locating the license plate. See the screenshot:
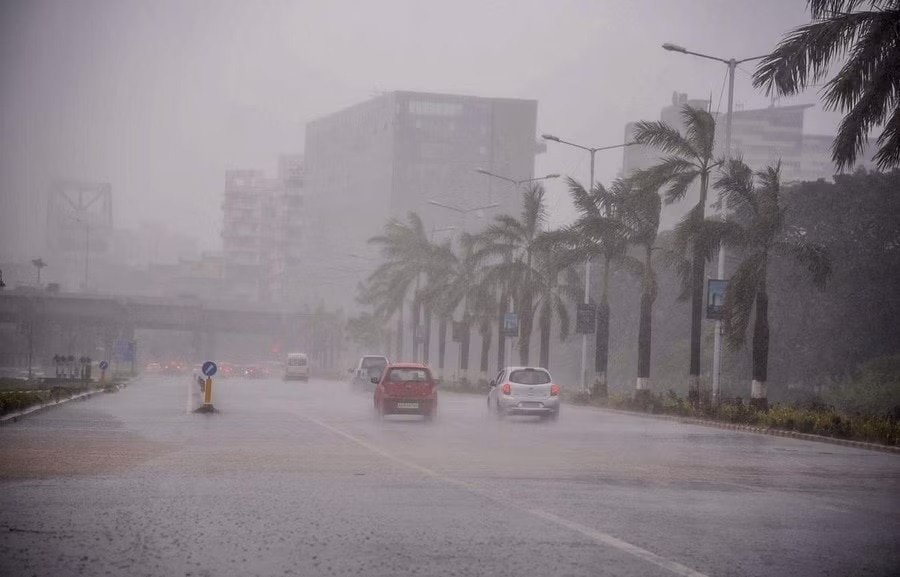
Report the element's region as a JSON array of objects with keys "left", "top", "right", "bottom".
[
  {"left": 396, "top": 402, "right": 419, "bottom": 409},
  {"left": 520, "top": 402, "right": 542, "bottom": 408}
]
